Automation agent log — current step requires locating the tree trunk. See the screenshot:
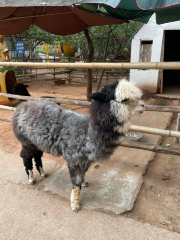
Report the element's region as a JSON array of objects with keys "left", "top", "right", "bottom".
[
  {"left": 84, "top": 29, "right": 94, "bottom": 101},
  {"left": 96, "top": 69, "right": 105, "bottom": 92},
  {"left": 96, "top": 26, "right": 117, "bottom": 92}
]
